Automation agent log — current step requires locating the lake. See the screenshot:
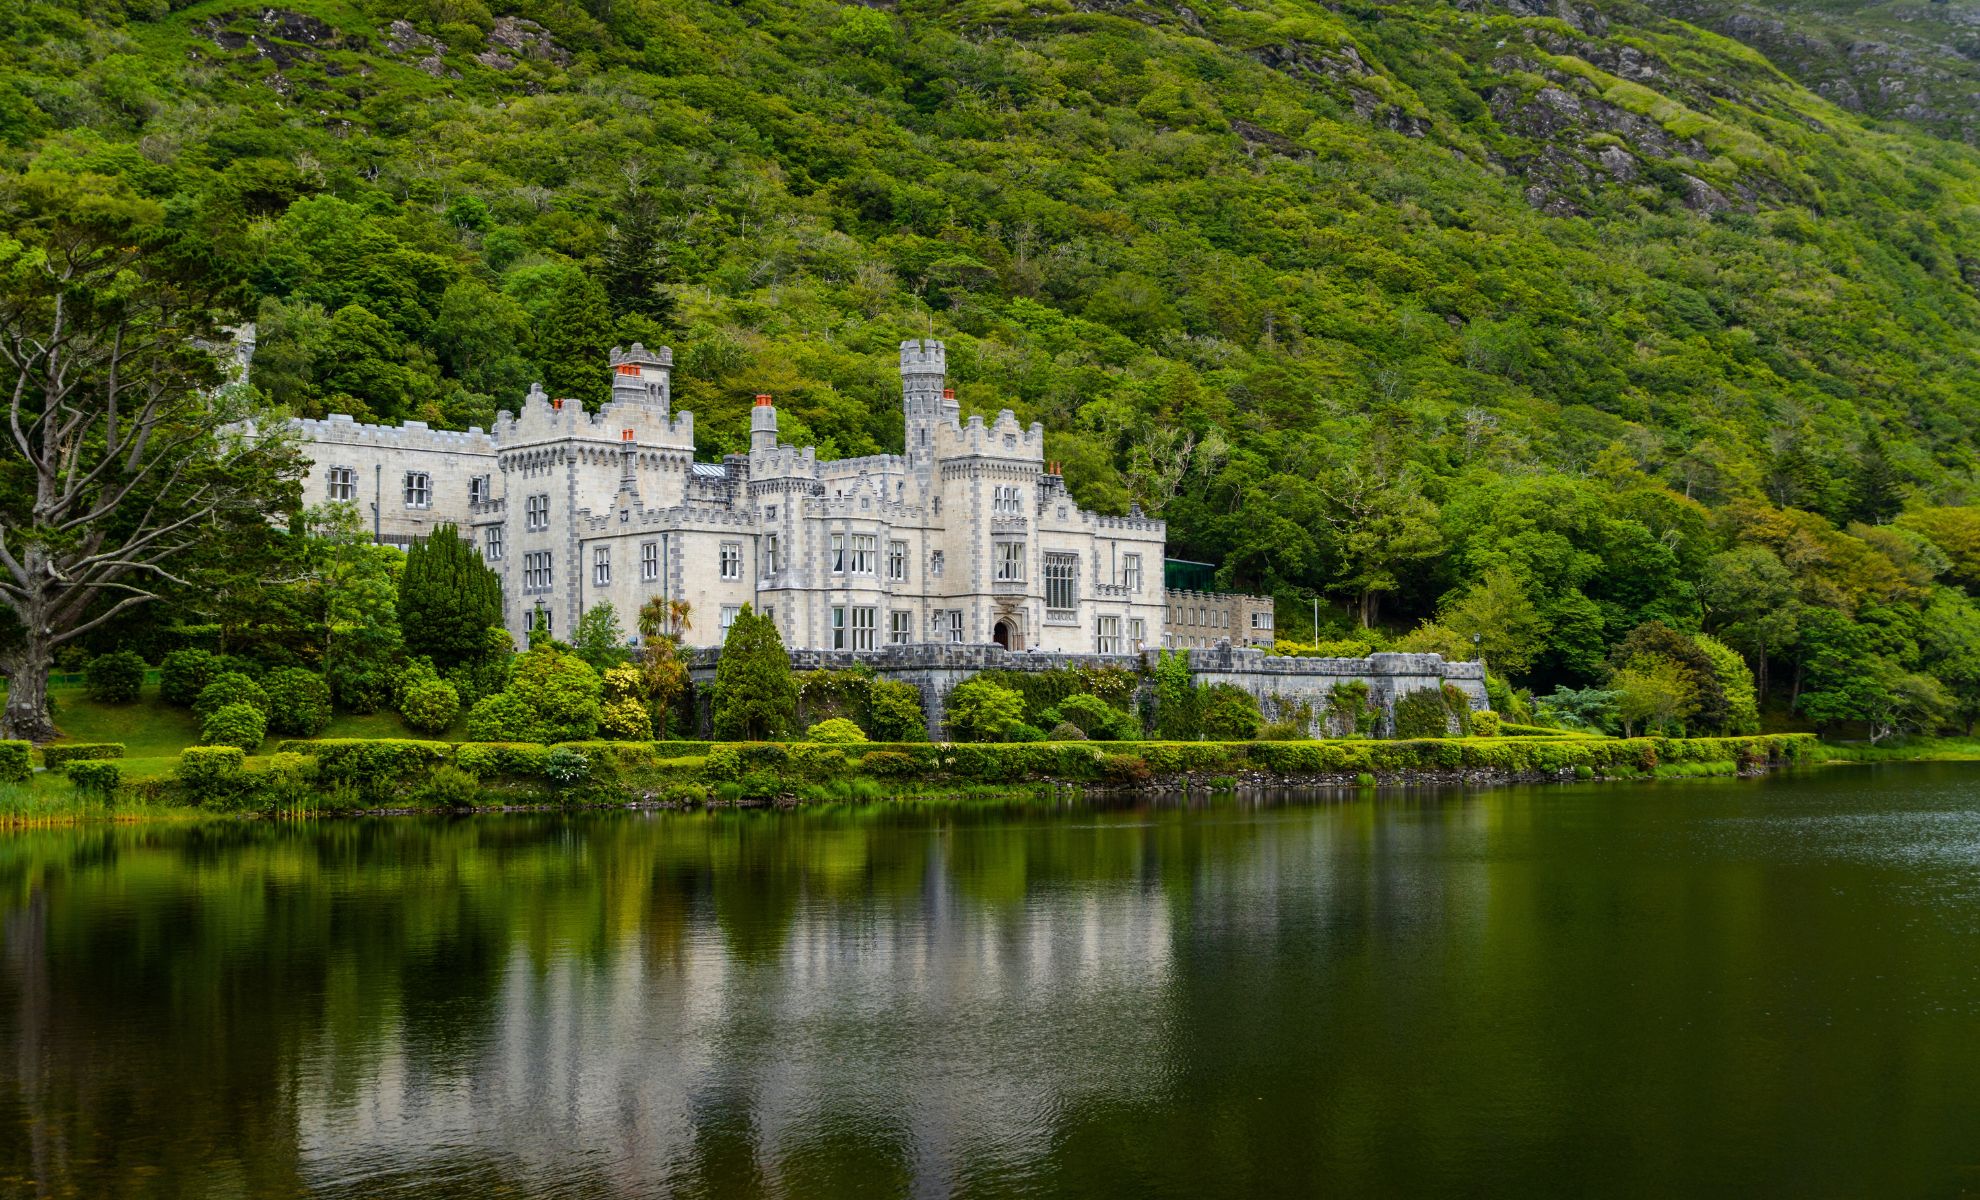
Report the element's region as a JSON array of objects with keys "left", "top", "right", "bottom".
[{"left": 4, "top": 764, "right": 1980, "bottom": 1197}]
